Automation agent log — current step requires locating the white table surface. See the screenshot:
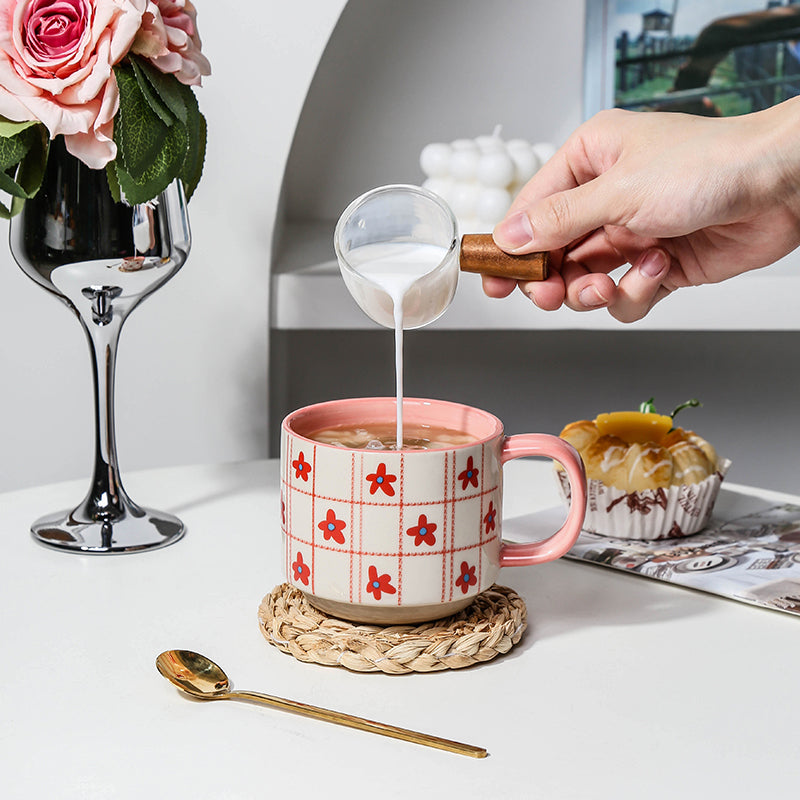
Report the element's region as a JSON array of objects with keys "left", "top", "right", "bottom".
[{"left": 2, "top": 459, "right": 798, "bottom": 799}]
